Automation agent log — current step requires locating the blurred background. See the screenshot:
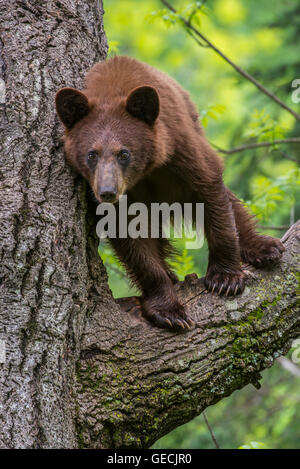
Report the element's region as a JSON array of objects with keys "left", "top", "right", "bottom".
[{"left": 101, "top": 0, "right": 300, "bottom": 448}]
